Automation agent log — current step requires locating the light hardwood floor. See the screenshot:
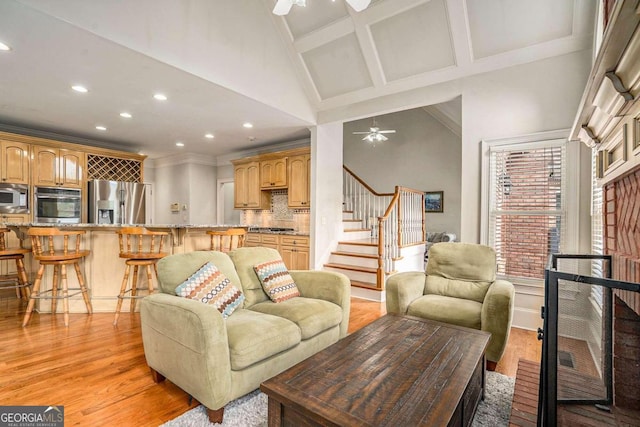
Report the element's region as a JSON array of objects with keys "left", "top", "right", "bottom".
[{"left": 0, "top": 291, "right": 541, "bottom": 426}]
